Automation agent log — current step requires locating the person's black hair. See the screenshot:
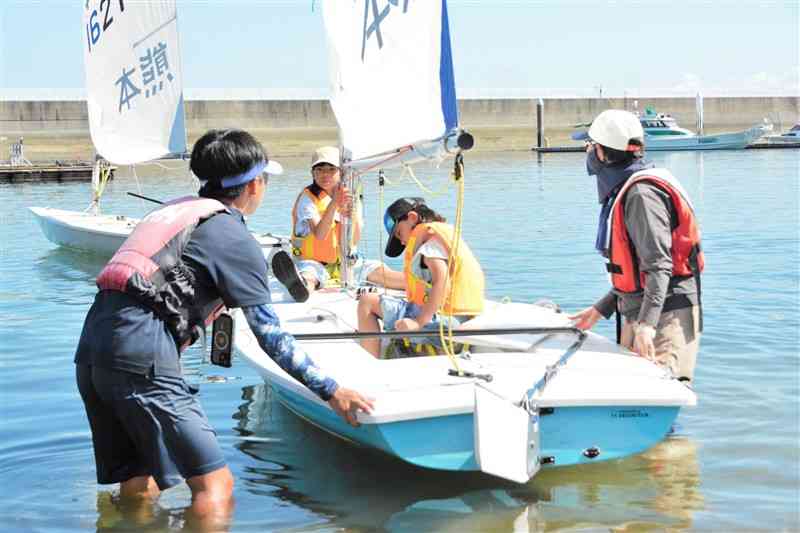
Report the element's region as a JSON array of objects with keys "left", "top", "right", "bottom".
[
  {"left": 307, "top": 181, "right": 324, "bottom": 198},
  {"left": 198, "top": 180, "right": 247, "bottom": 200},
  {"left": 191, "top": 129, "right": 265, "bottom": 200},
  {"left": 600, "top": 139, "right": 644, "bottom": 165},
  {"left": 403, "top": 203, "right": 446, "bottom": 224}
]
